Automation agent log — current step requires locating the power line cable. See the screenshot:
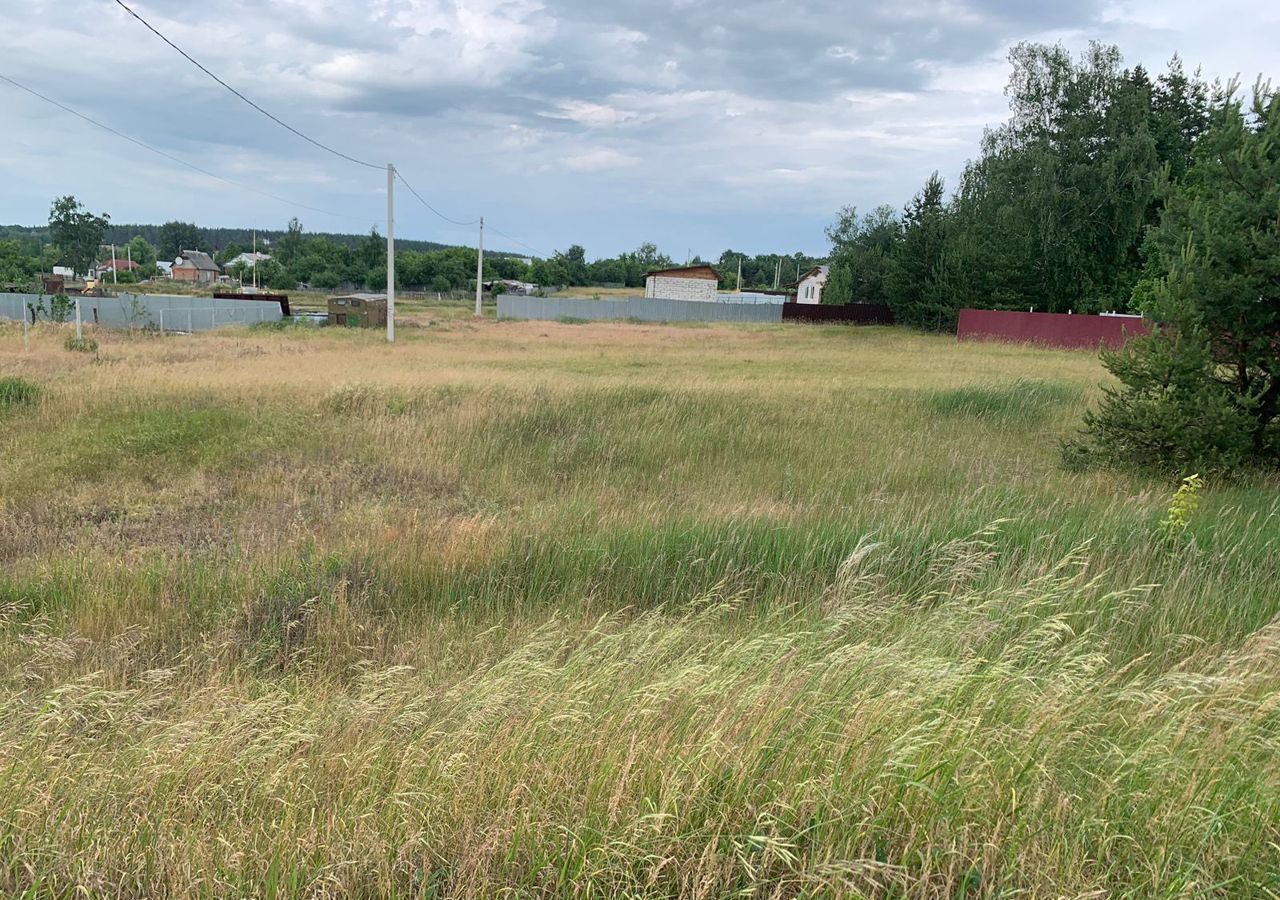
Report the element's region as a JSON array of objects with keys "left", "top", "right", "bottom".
[
  {"left": 395, "top": 171, "right": 546, "bottom": 257},
  {"left": 112, "top": 0, "right": 548, "bottom": 258},
  {"left": 111, "top": 0, "right": 382, "bottom": 170},
  {"left": 394, "top": 170, "right": 479, "bottom": 227},
  {"left": 485, "top": 223, "right": 545, "bottom": 258},
  {"left": 0, "top": 72, "right": 366, "bottom": 223}
]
